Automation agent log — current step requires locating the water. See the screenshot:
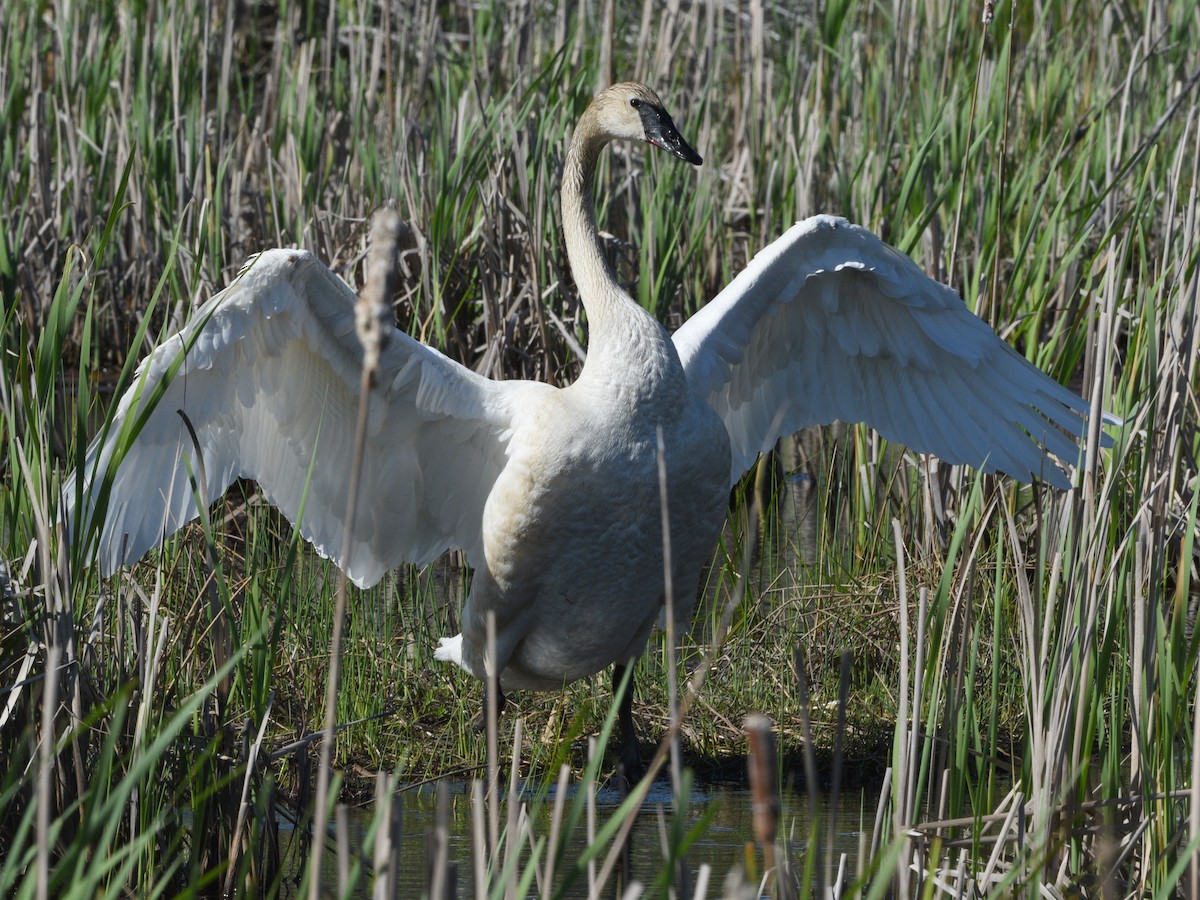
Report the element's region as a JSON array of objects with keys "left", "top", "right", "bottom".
[{"left": 292, "top": 777, "right": 871, "bottom": 897}]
